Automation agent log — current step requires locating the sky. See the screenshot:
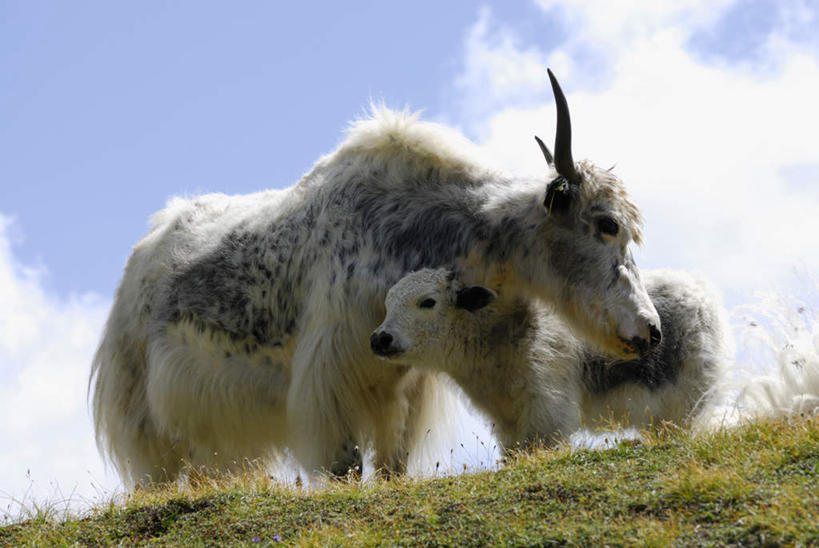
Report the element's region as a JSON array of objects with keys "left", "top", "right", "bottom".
[{"left": 2, "top": 0, "right": 819, "bottom": 516}]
